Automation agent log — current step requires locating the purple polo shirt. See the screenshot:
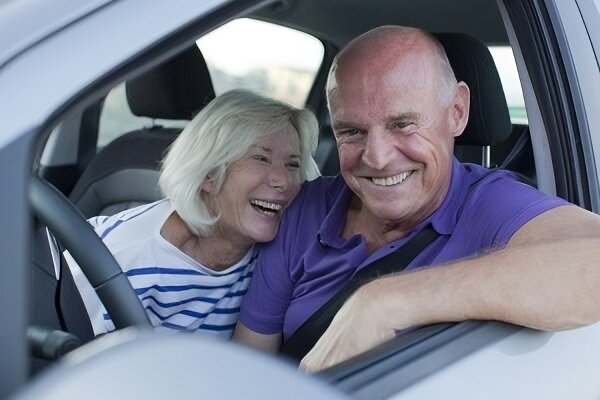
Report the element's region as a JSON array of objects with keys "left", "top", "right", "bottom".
[{"left": 239, "top": 159, "right": 568, "bottom": 341}]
